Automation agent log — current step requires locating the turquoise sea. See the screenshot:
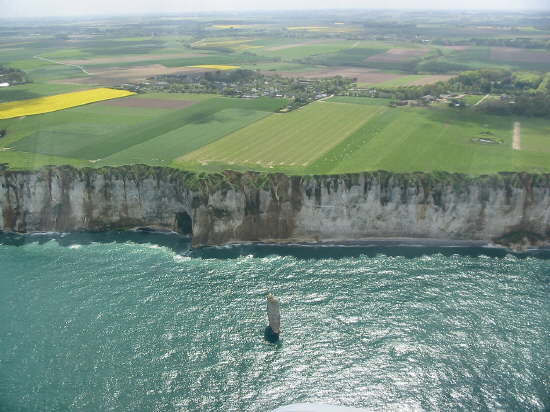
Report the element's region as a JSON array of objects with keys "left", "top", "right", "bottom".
[{"left": 1, "top": 233, "right": 549, "bottom": 411}]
